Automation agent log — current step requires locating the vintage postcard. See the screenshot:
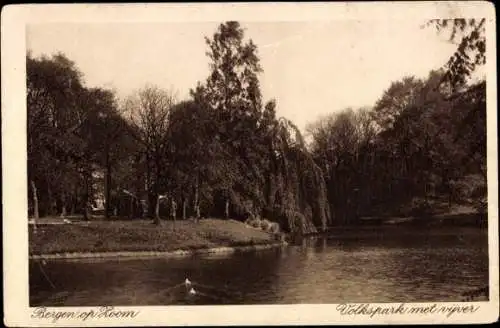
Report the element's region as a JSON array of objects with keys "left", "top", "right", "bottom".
[{"left": 2, "top": 2, "right": 498, "bottom": 326}]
